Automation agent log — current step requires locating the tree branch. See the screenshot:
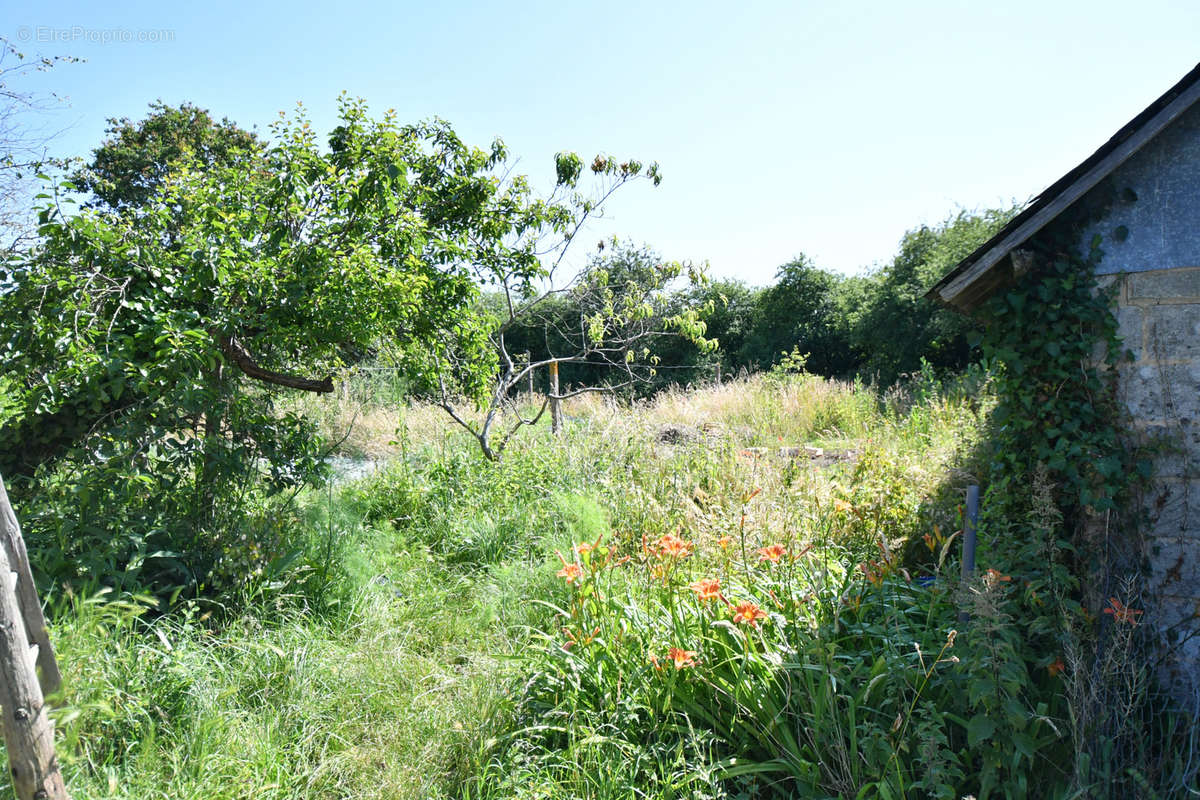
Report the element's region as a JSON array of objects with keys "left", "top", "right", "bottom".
[{"left": 217, "top": 335, "right": 334, "bottom": 393}]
